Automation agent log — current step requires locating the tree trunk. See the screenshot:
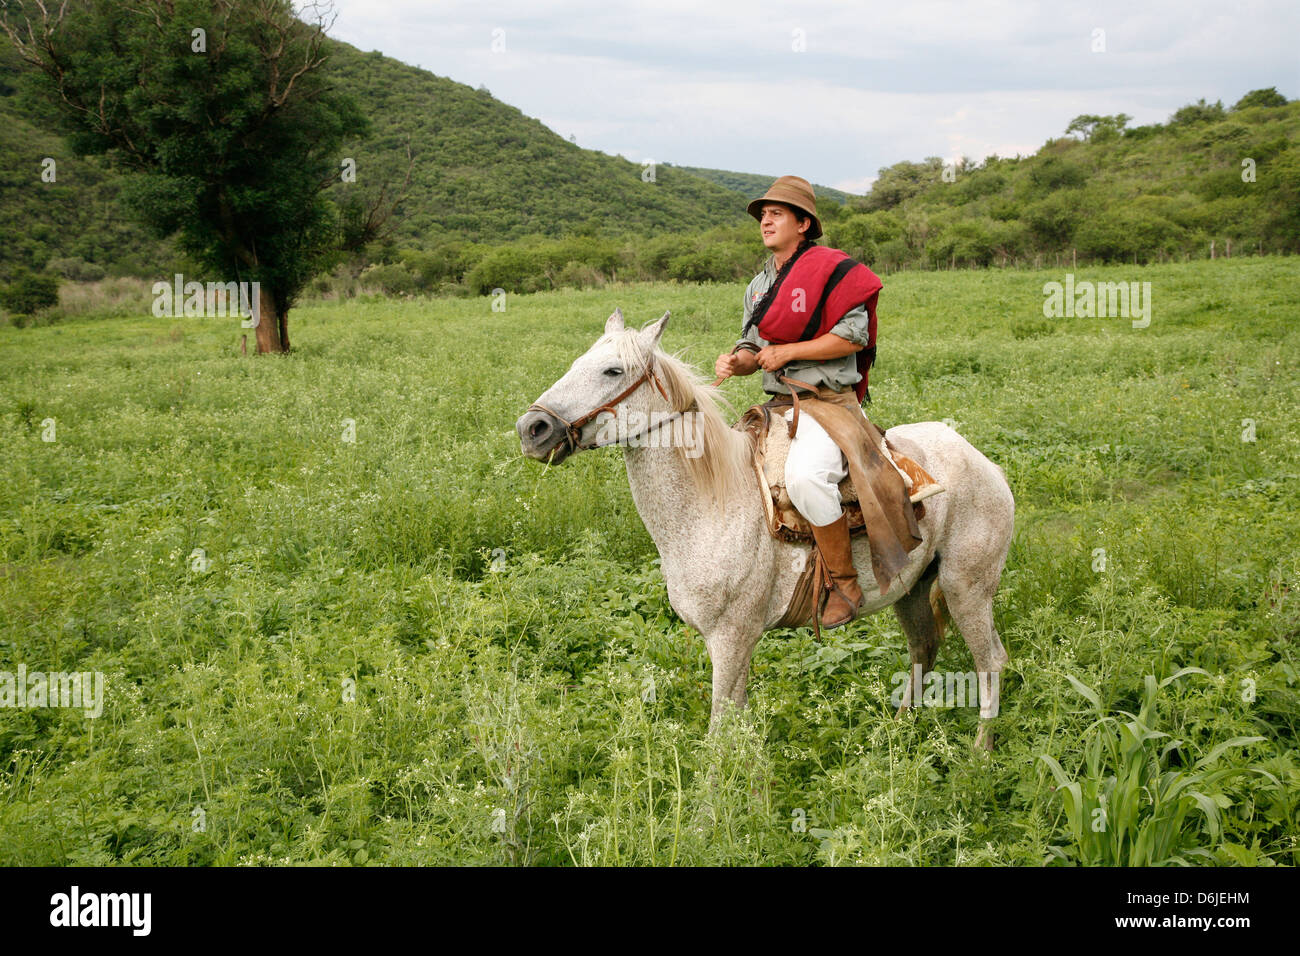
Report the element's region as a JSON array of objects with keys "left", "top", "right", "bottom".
[{"left": 254, "top": 285, "right": 287, "bottom": 353}]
